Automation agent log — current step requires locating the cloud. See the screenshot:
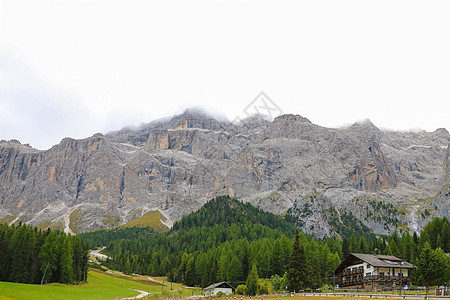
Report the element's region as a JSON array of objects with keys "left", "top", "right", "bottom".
[{"left": 0, "top": 48, "right": 95, "bottom": 150}]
